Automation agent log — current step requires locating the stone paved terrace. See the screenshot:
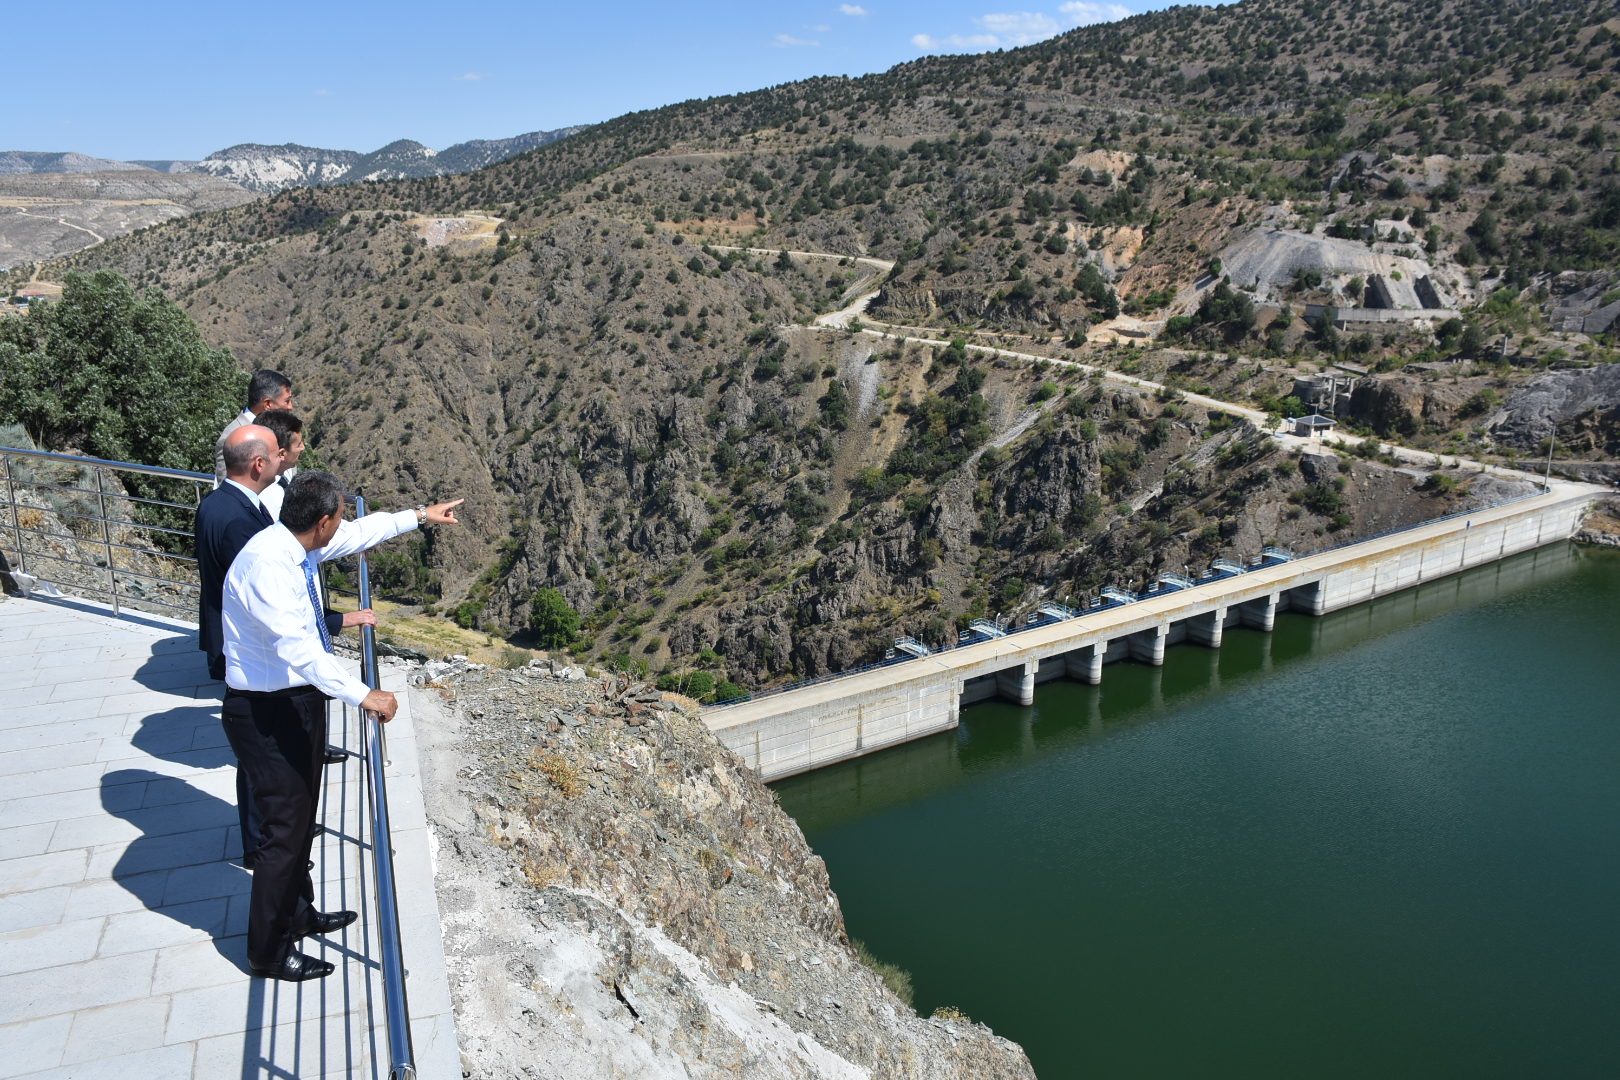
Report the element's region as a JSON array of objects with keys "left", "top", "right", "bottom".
[{"left": 0, "top": 592, "right": 460, "bottom": 1079}]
